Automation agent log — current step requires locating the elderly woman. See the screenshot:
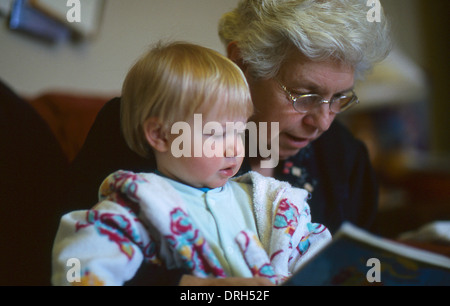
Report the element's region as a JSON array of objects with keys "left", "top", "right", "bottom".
[
  {"left": 65, "top": 0, "right": 391, "bottom": 285},
  {"left": 220, "top": 0, "right": 391, "bottom": 234}
]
